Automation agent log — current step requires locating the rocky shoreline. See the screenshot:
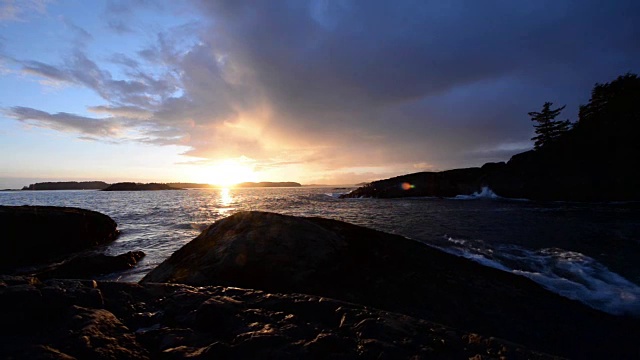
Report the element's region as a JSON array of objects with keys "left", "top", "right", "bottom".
[
  {"left": 342, "top": 74, "right": 640, "bottom": 202},
  {"left": 1, "top": 207, "right": 639, "bottom": 358}
]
